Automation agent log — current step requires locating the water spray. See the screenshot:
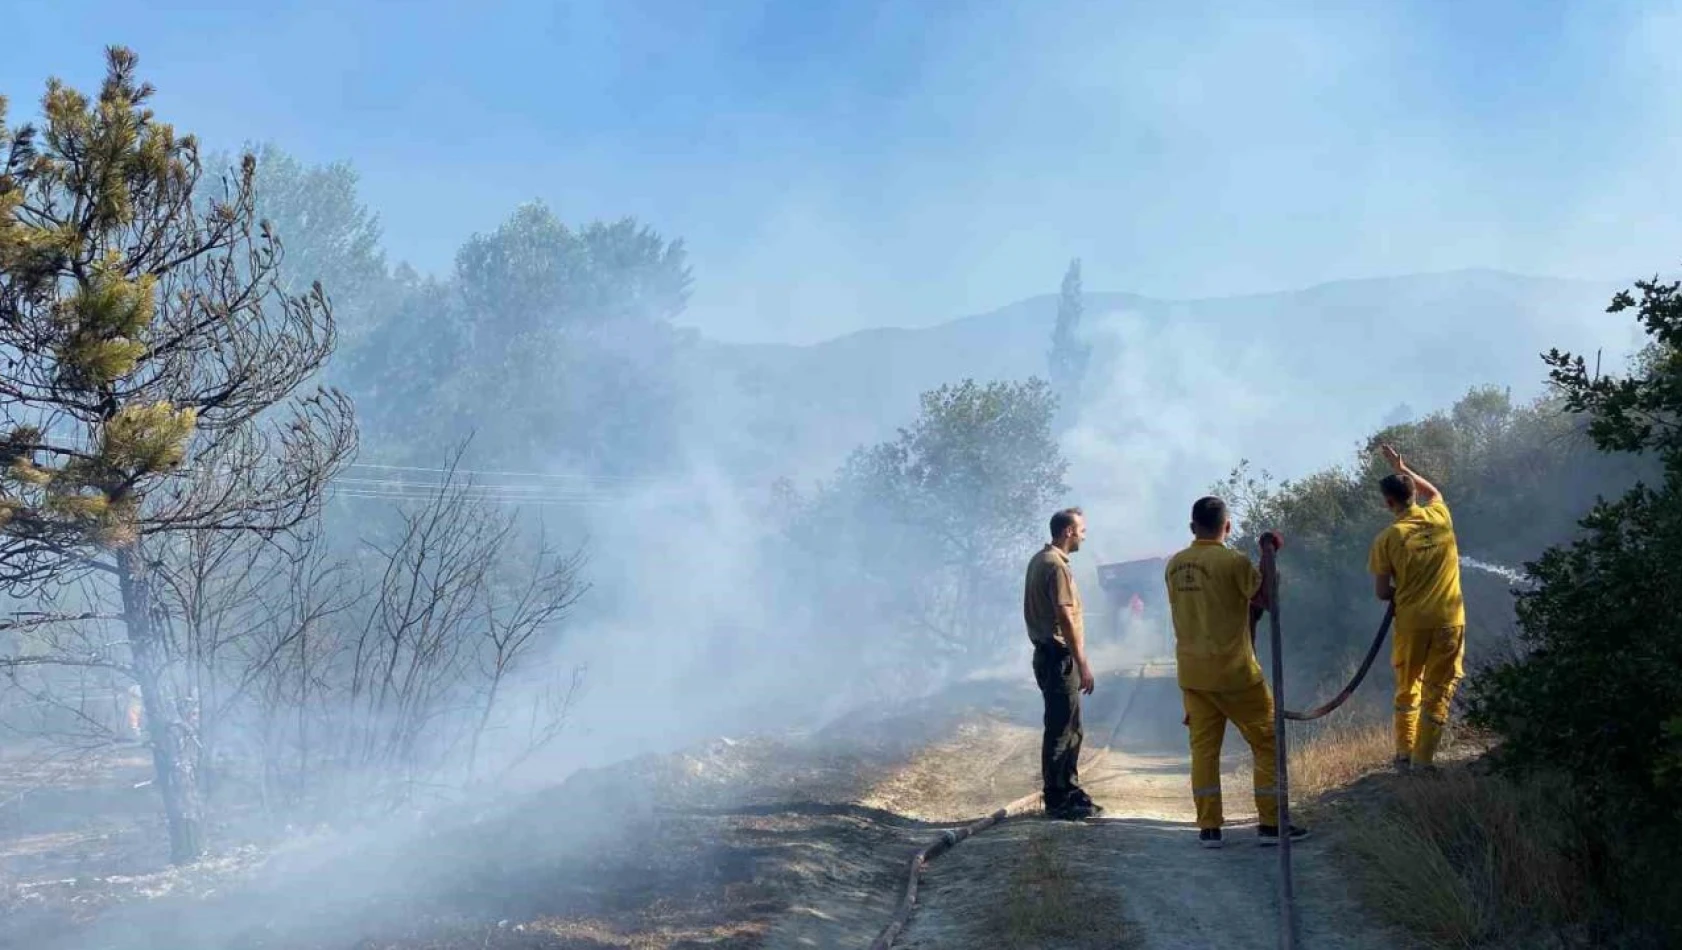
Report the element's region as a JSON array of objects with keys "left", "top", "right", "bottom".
[{"left": 1458, "top": 555, "right": 1532, "bottom": 587}]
